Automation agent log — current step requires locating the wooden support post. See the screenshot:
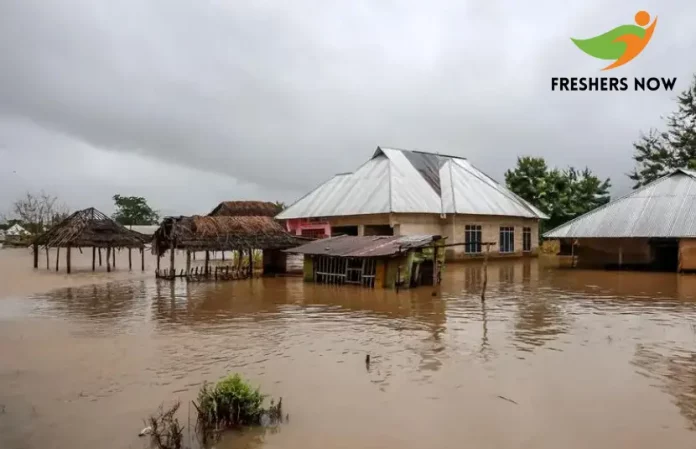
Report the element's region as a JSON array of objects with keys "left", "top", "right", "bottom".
[
  {"left": 157, "top": 255, "right": 161, "bottom": 272},
  {"left": 141, "top": 247, "right": 145, "bottom": 272},
  {"left": 66, "top": 246, "right": 71, "bottom": 274},
  {"left": 248, "top": 248, "right": 253, "bottom": 278},
  {"left": 46, "top": 246, "right": 50, "bottom": 269},
  {"left": 33, "top": 243, "right": 39, "bottom": 268},
  {"left": 55, "top": 247, "right": 60, "bottom": 272},
  {"left": 112, "top": 248, "right": 116, "bottom": 268},
  {"left": 98, "top": 248, "right": 102, "bottom": 266},
  {"left": 128, "top": 248, "right": 132, "bottom": 271},
  {"left": 106, "top": 246, "right": 111, "bottom": 273},
  {"left": 482, "top": 243, "right": 491, "bottom": 302},
  {"left": 92, "top": 247, "right": 96, "bottom": 271},
  {"left": 205, "top": 251, "right": 210, "bottom": 277},
  {"left": 222, "top": 251, "right": 225, "bottom": 261},
  {"left": 186, "top": 250, "right": 191, "bottom": 275},
  {"left": 432, "top": 244, "right": 438, "bottom": 287},
  {"left": 618, "top": 244, "right": 623, "bottom": 269},
  {"left": 169, "top": 247, "right": 175, "bottom": 278}
]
